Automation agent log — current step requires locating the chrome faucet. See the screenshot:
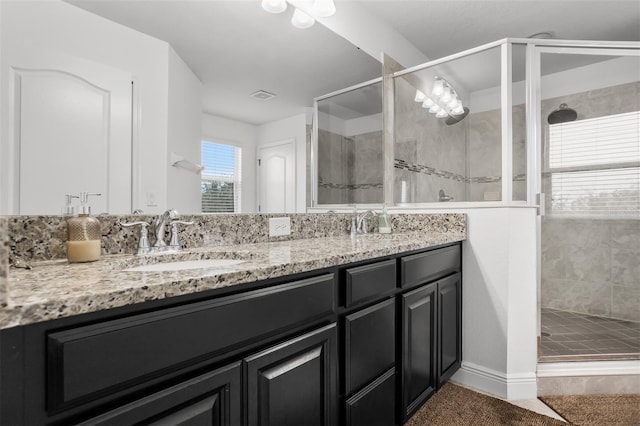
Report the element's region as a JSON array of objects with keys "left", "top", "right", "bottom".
[
  {"left": 356, "top": 210, "right": 376, "bottom": 235},
  {"left": 153, "top": 209, "right": 179, "bottom": 248}
]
